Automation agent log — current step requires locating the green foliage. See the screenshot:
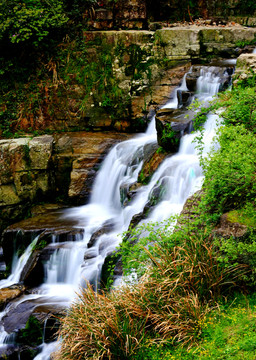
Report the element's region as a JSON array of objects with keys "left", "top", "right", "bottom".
[
  {"left": 227, "top": 203, "right": 256, "bottom": 228},
  {"left": 0, "top": 0, "right": 68, "bottom": 47},
  {"left": 188, "top": 99, "right": 209, "bottom": 131},
  {"left": 160, "top": 123, "right": 180, "bottom": 151},
  {"left": 218, "top": 87, "right": 256, "bottom": 132},
  {"left": 135, "top": 294, "right": 256, "bottom": 360},
  {"left": 201, "top": 125, "right": 256, "bottom": 217},
  {"left": 119, "top": 219, "right": 178, "bottom": 278},
  {"left": 17, "top": 315, "right": 43, "bottom": 346}
]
